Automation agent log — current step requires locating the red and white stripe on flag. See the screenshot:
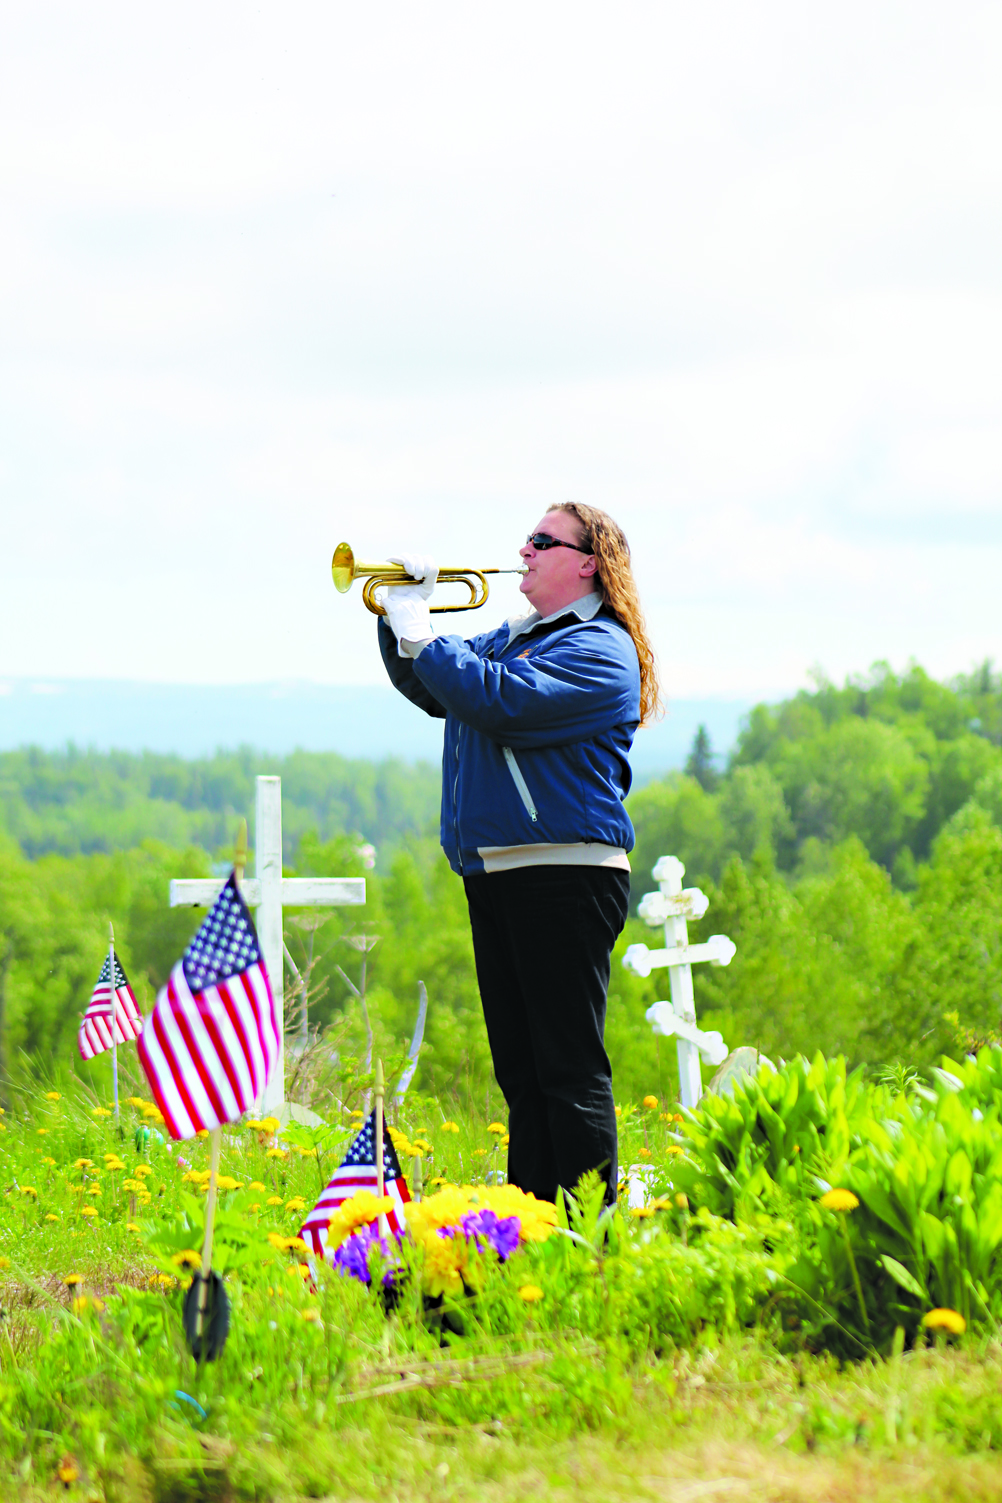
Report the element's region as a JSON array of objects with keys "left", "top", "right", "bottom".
[
  {"left": 136, "top": 874, "right": 279, "bottom": 1140},
  {"left": 298, "top": 1112, "right": 411, "bottom": 1257},
  {"left": 78, "top": 951, "right": 143, "bottom": 1061}
]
